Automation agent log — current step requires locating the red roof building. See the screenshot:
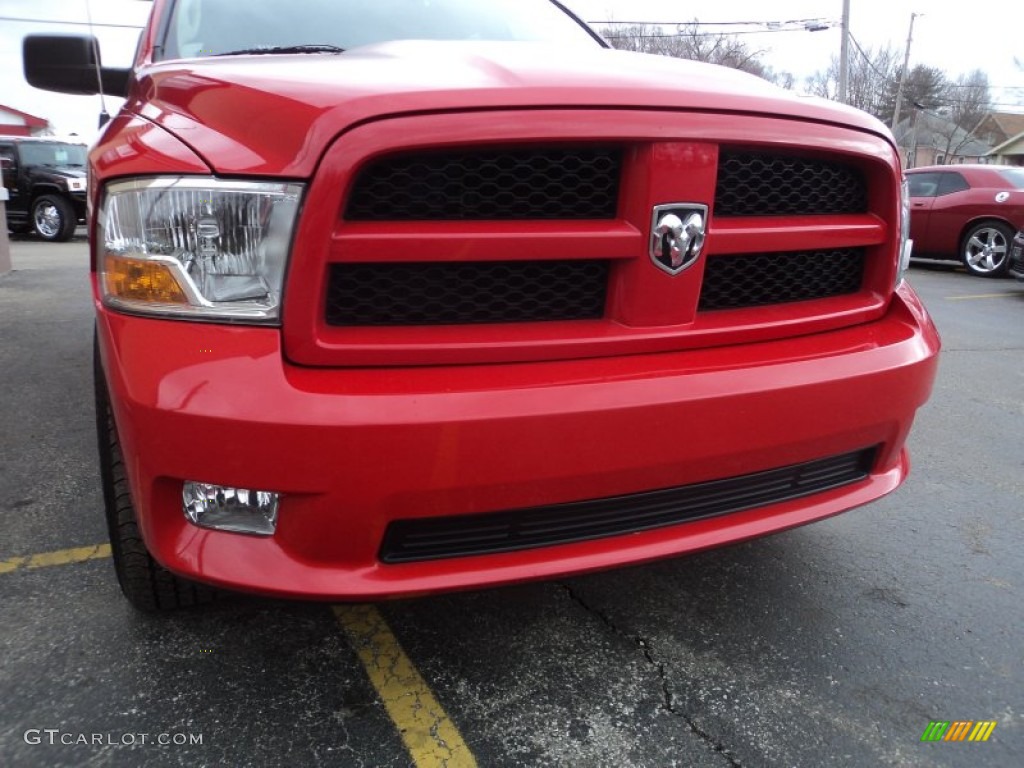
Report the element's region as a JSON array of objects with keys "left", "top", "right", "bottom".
[{"left": 0, "top": 104, "right": 50, "bottom": 136}]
